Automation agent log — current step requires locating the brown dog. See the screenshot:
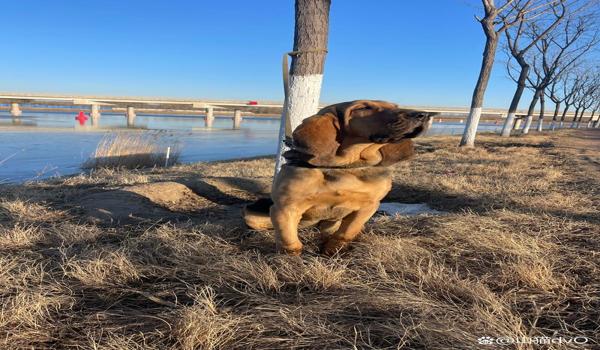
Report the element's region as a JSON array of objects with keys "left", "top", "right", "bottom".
[{"left": 244, "top": 100, "right": 435, "bottom": 255}]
